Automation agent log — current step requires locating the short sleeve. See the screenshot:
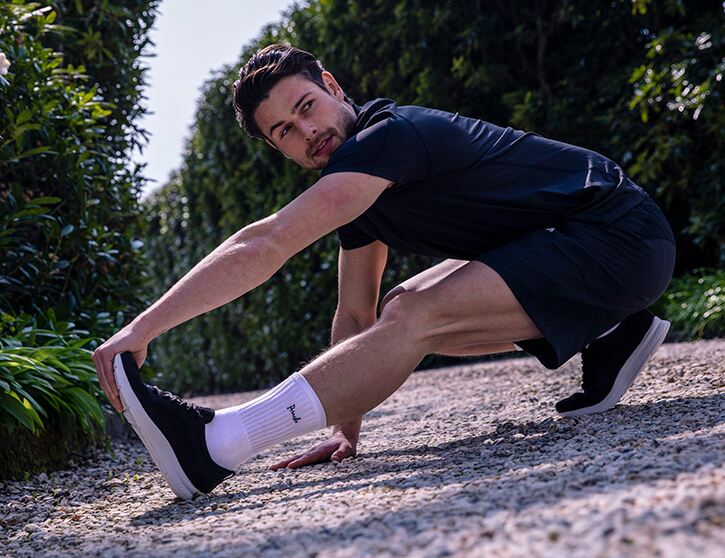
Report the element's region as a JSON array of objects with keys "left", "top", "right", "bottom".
[
  {"left": 336, "top": 220, "right": 376, "bottom": 250},
  {"left": 321, "top": 115, "right": 429, "bottom": 186}
]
